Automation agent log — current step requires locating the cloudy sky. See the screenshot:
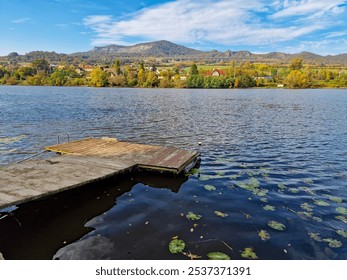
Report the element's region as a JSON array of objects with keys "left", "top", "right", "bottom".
[{"left": 1, "top": 0, "right": 346, "bottom": 55}]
